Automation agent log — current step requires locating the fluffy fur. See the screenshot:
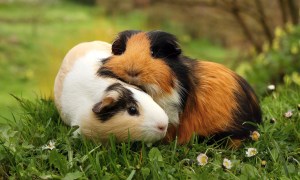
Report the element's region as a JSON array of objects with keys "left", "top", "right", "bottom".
[
  {"left": 54, "top": 41, "right": 169, "bottom": 143},
  {"left": 98, "top": 30, "right": 262, "bottom": 145}
]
